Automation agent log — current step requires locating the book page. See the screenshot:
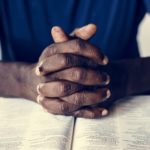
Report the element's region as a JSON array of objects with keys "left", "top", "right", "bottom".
[
  {"left": 115, "top": 96, "right": 150, "bottom": 150},
  {"left": 0, "top": 97, "right": 74, "bottom": 150},
  {"left": 72, "top": 96, "right": 150, "bottom": 150}
]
